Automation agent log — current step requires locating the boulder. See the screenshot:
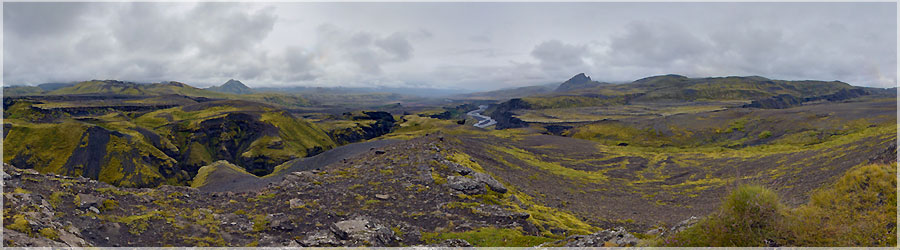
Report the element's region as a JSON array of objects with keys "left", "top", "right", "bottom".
[
  {"left": 329, "top": 218, "right": 399, "bottom": 246},
  {"left": 300, "top": 230, "right": 340, "bottom": 247},
  {"left": 75, "top": 194, "right": 102, "bottom": 209},
  {"left": 446, "top": 176, "right": 484, "bottom": 195},
  {"left": 58, "top": 230, "right": 89, "bottom": 247},
  {"left": 471, "top": 172, "right": 507, "bottom": 193},
  {"left": 332, "top": 219, "right": 368, "bottom": 240}
]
